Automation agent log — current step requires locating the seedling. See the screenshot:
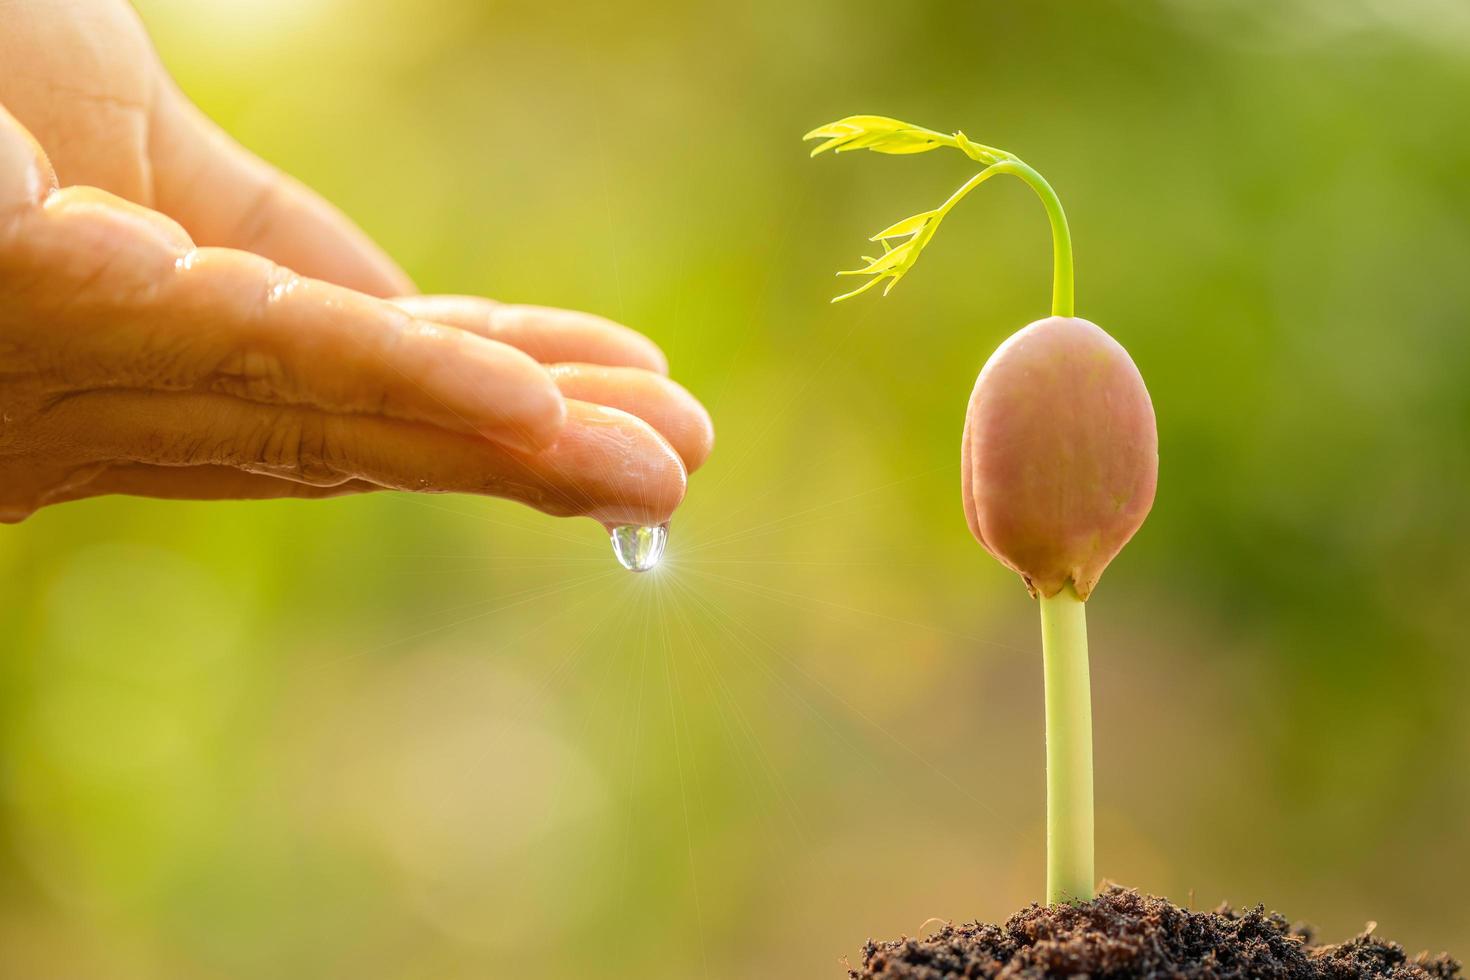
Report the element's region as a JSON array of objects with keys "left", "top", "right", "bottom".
[{"left": 806, "top": 116, "right": 1158, "bottom": 906}]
